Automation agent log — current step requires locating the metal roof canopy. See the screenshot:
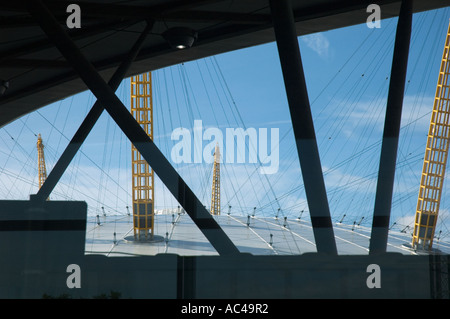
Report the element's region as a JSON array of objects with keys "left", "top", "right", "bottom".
[{"left": 1, "top": 0, "right": 449, "bottom": 127}]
